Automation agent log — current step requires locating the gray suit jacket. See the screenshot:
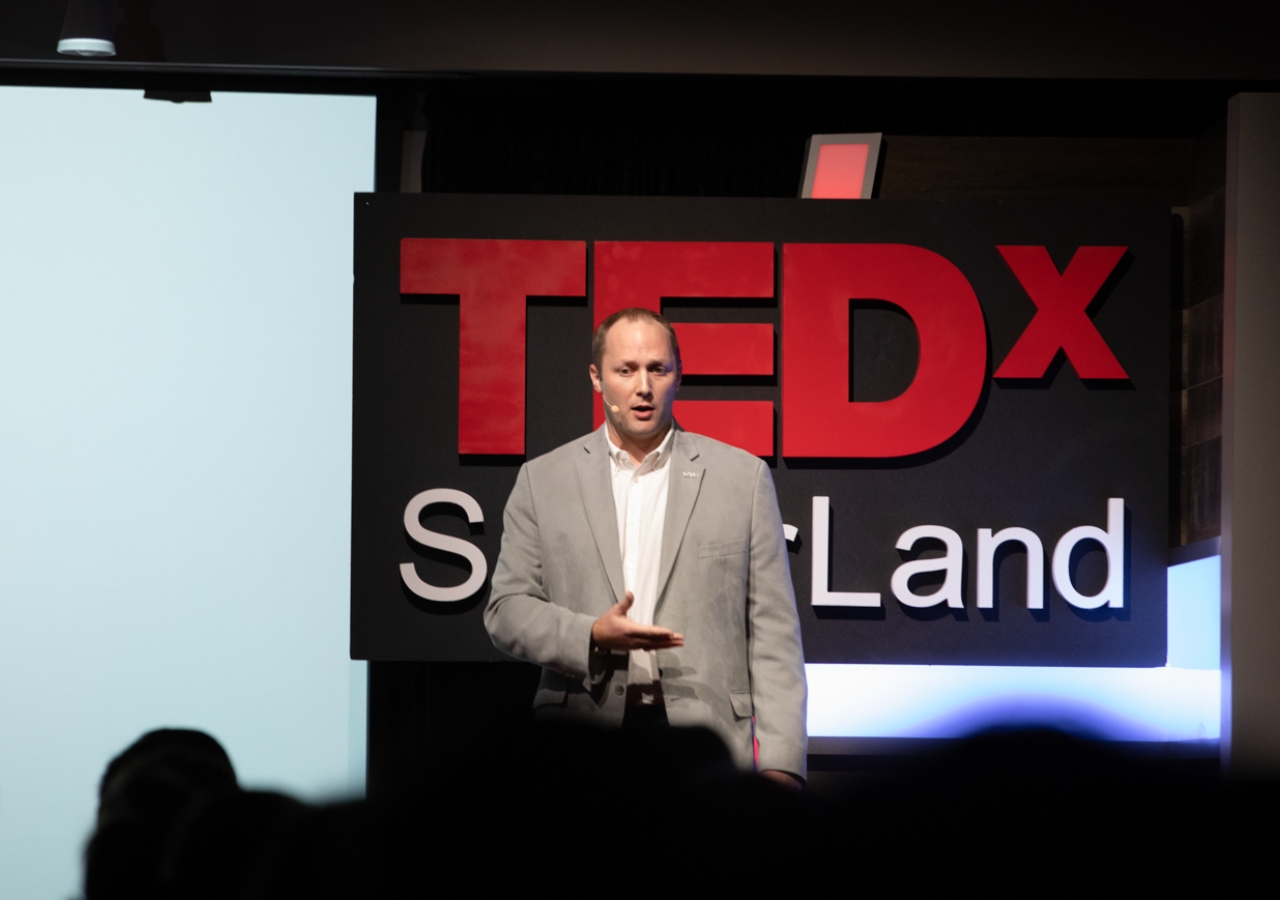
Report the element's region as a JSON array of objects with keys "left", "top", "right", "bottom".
[{"left": 484, "top": 425, "right": 808, "bottom": 778}]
